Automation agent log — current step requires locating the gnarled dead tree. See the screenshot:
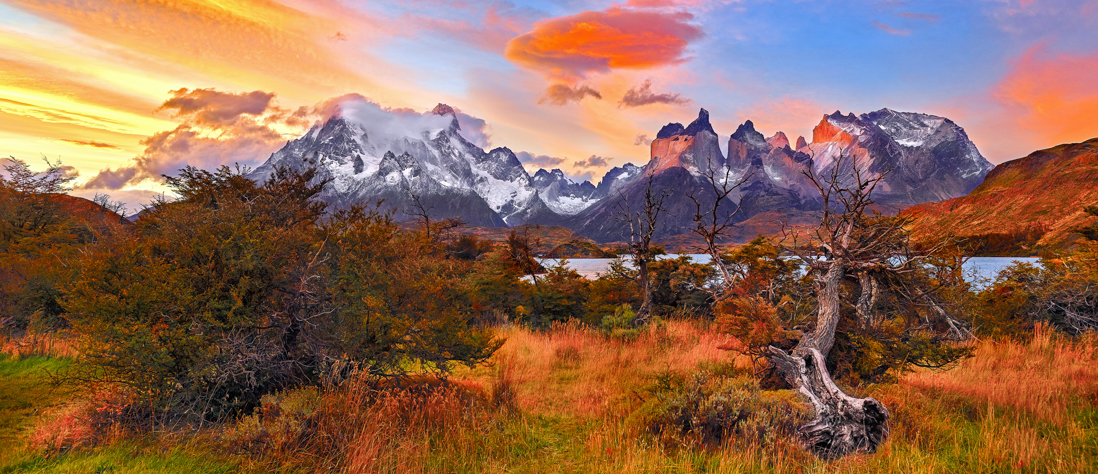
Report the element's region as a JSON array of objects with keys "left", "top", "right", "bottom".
[
  {"left": 772, "top": 154, "right": 971, "bottom": 458},
  {"left": 615, "top": 175, "right": 668, "bottom": 325}
]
